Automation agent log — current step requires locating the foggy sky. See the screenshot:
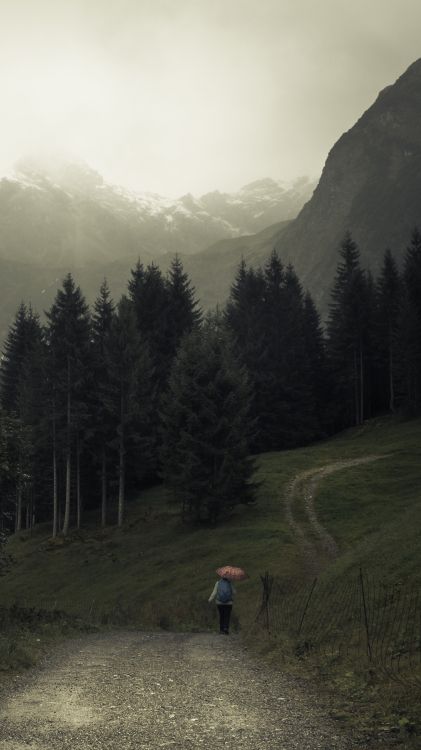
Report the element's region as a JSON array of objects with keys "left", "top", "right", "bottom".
[{"left": 1, "top": 0, "right": 421, "bottom": 197}]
